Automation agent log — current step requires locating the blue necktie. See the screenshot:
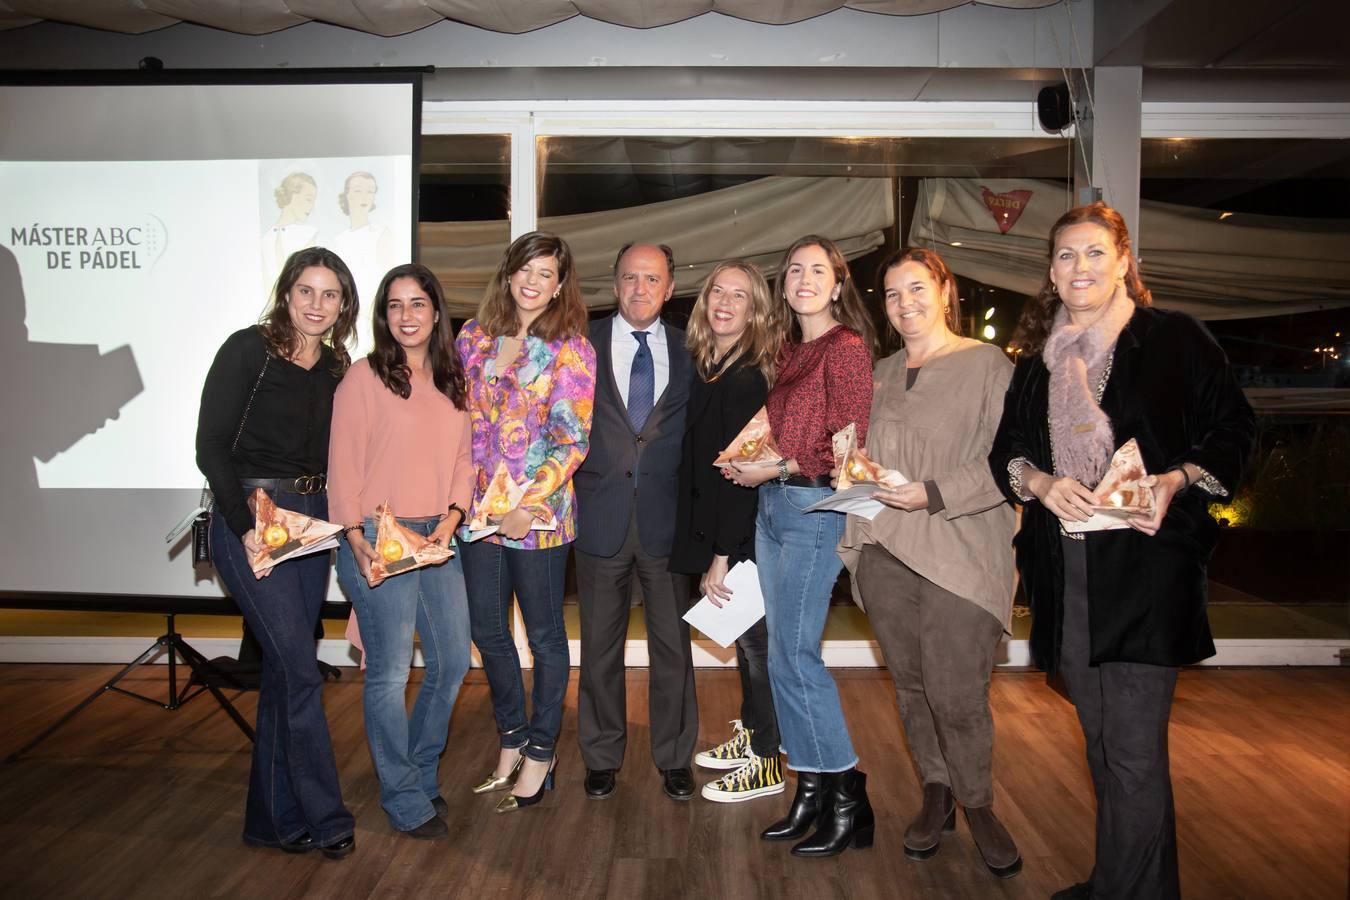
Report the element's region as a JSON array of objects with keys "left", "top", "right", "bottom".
[{"left": 628, "top": 330, "right": 654, "bottom": 433}]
